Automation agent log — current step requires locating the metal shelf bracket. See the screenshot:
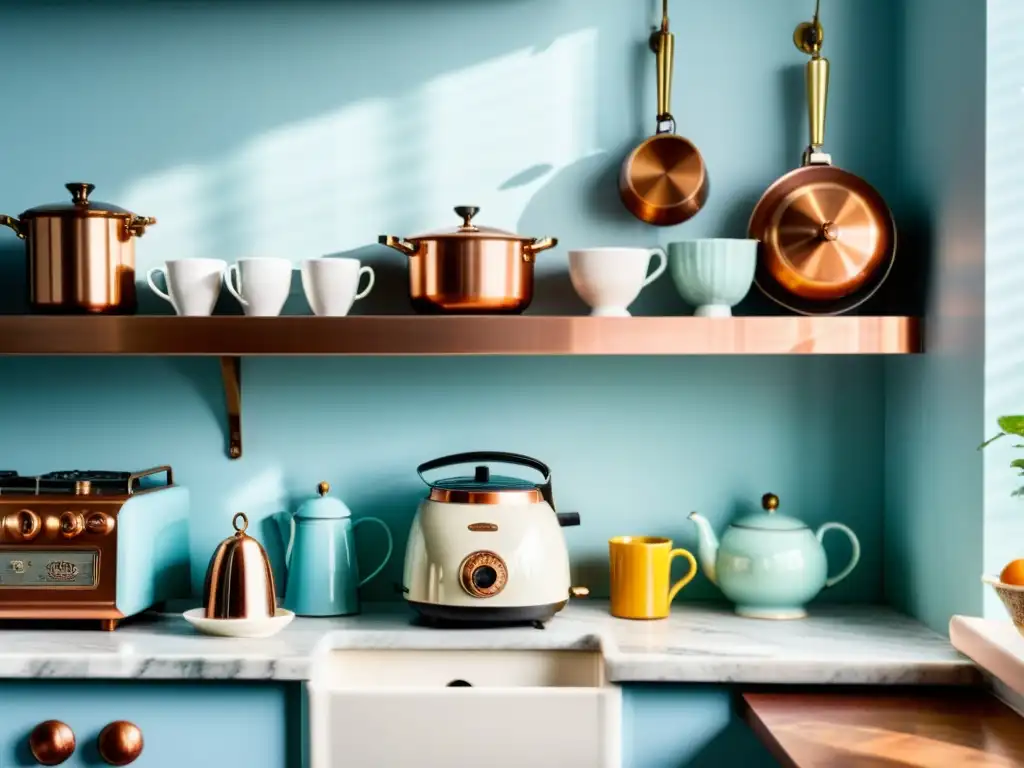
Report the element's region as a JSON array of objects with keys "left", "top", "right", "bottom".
[{"left": 220, "top": 356, "right": 242, "bottom": 459}]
